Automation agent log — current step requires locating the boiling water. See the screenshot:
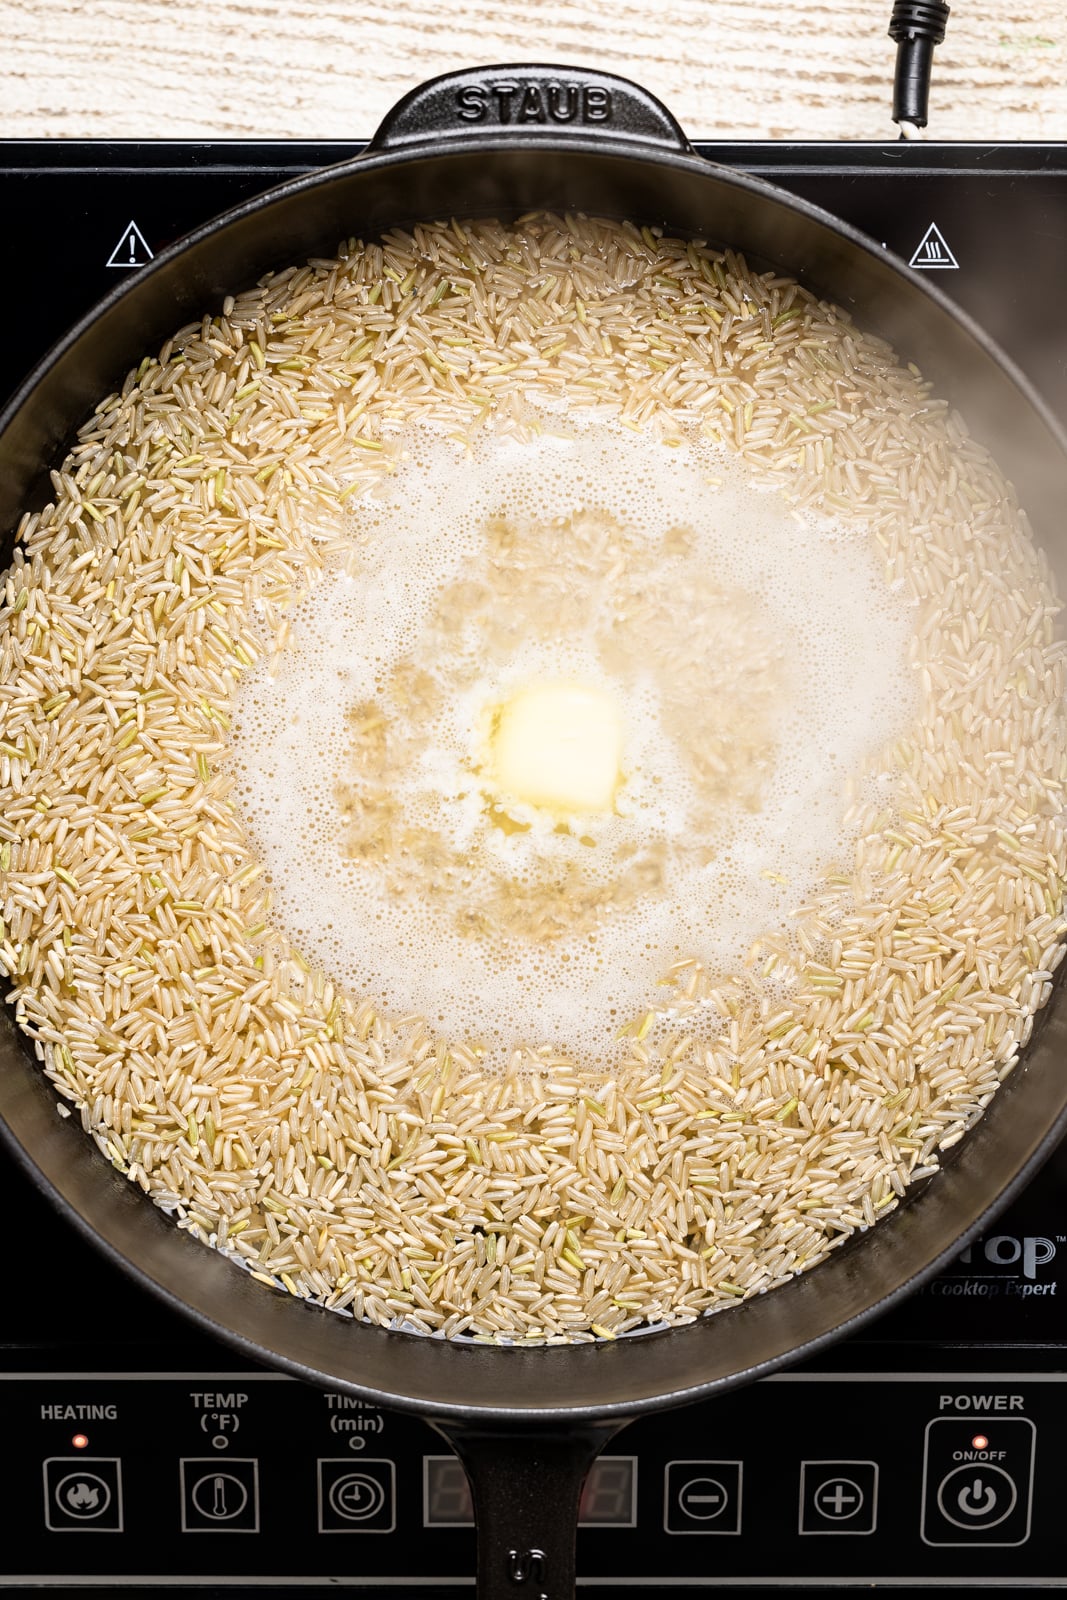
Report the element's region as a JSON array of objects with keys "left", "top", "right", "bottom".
[{"left": 230, "top": 421, "right": 918, "bottom": 1063}]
